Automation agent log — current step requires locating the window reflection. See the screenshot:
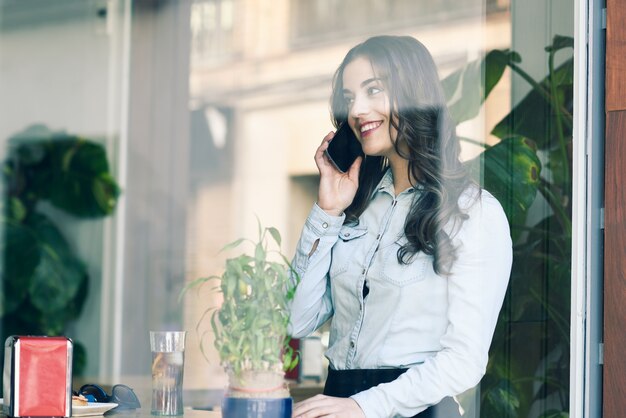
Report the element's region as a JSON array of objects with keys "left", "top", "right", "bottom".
[
  {"left": 191, "top": 0, "right": 238, "bottom": 66},
  {"left": 0, "top": 0, "right": 576, "bottom": 416},
  {"left": 186, "top": 0, "right": 573, "bottom": 416},
  {"left": 290, "top": 0, "right": 508, "bottom": 44}
]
